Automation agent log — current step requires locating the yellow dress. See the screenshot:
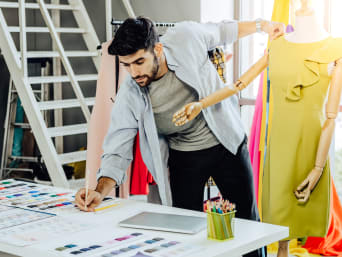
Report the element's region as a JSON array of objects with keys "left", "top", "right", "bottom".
[{"left": 262, "top": 36, "right": 342, "bottom": 239}]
